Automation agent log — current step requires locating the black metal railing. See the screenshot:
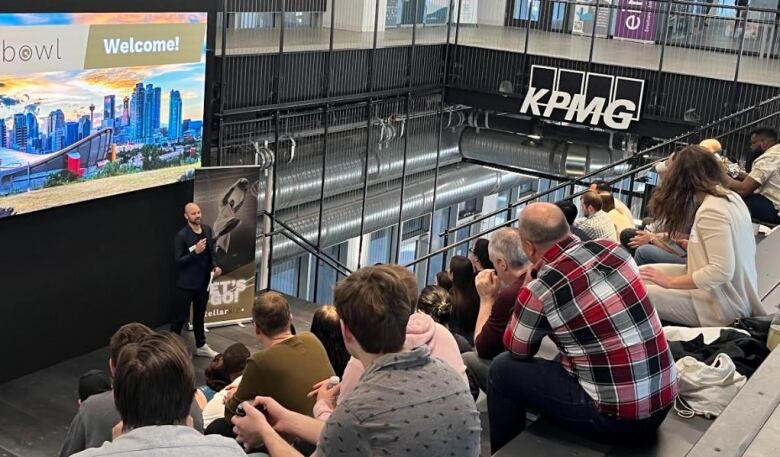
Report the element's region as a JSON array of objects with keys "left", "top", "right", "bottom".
[
  {"left": 213, "top": 0, "right": 780, "bottom": 300},
  {"left": 259, "top": 210, "right": 353, "bottom": 277},
  {"left": 405, "top": 92, "right": 780, "bottom": 268}
]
